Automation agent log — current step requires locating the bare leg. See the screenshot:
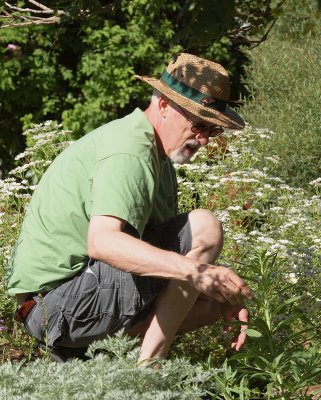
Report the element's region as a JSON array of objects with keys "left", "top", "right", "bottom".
[
  {"left": 127, "top": 293, "right": 221, "bottom": 338},
  {"left": 131, "top": 209, "right": 224, "bottom": 363}
]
